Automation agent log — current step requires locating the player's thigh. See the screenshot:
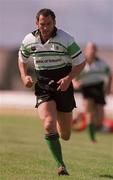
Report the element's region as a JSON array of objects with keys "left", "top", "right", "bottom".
[
  {"left": 83, "top": 98, "right": 95, "bottom": 113},
  {"left": 96, "top": 104, "right": 104, "bottom": 121},
  {"left": 37, "top": 100, "right": 57, "bottom": 123}
]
